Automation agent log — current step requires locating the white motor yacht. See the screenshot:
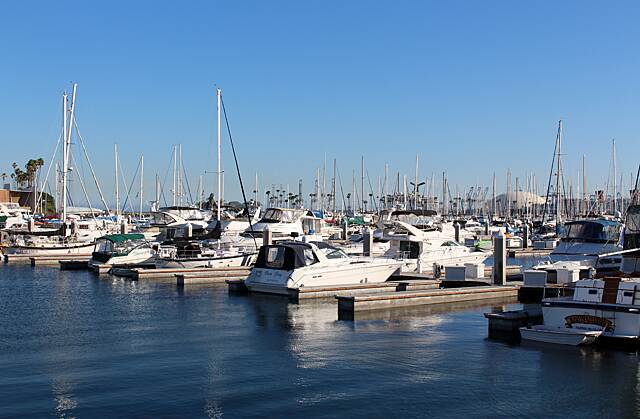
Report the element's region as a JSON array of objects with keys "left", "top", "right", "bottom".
[
  {"left": 381, "top": 220, "right": 489, "bottom": 273},
  {"left": 532, "top": 219, "right": 623, "bottom": 275},
  {"left": 244, "top": 241, "right": 403, "bottom": 295},
  {"left": 89, "top": 233, "right": 156, "bottom": 268}
]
